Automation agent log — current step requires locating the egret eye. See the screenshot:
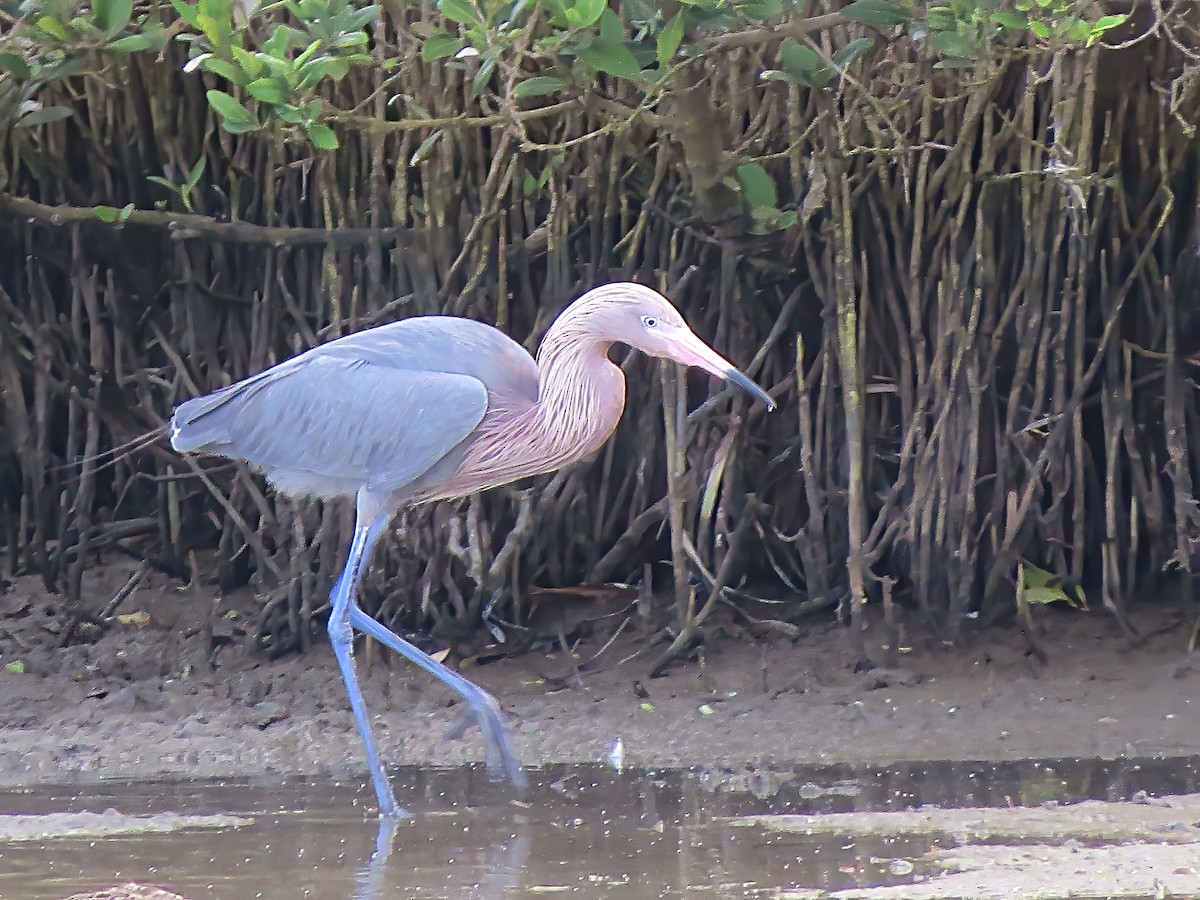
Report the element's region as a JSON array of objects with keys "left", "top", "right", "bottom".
[{"left": 641, "top": 315, "right": 659, "bottom": 329}]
